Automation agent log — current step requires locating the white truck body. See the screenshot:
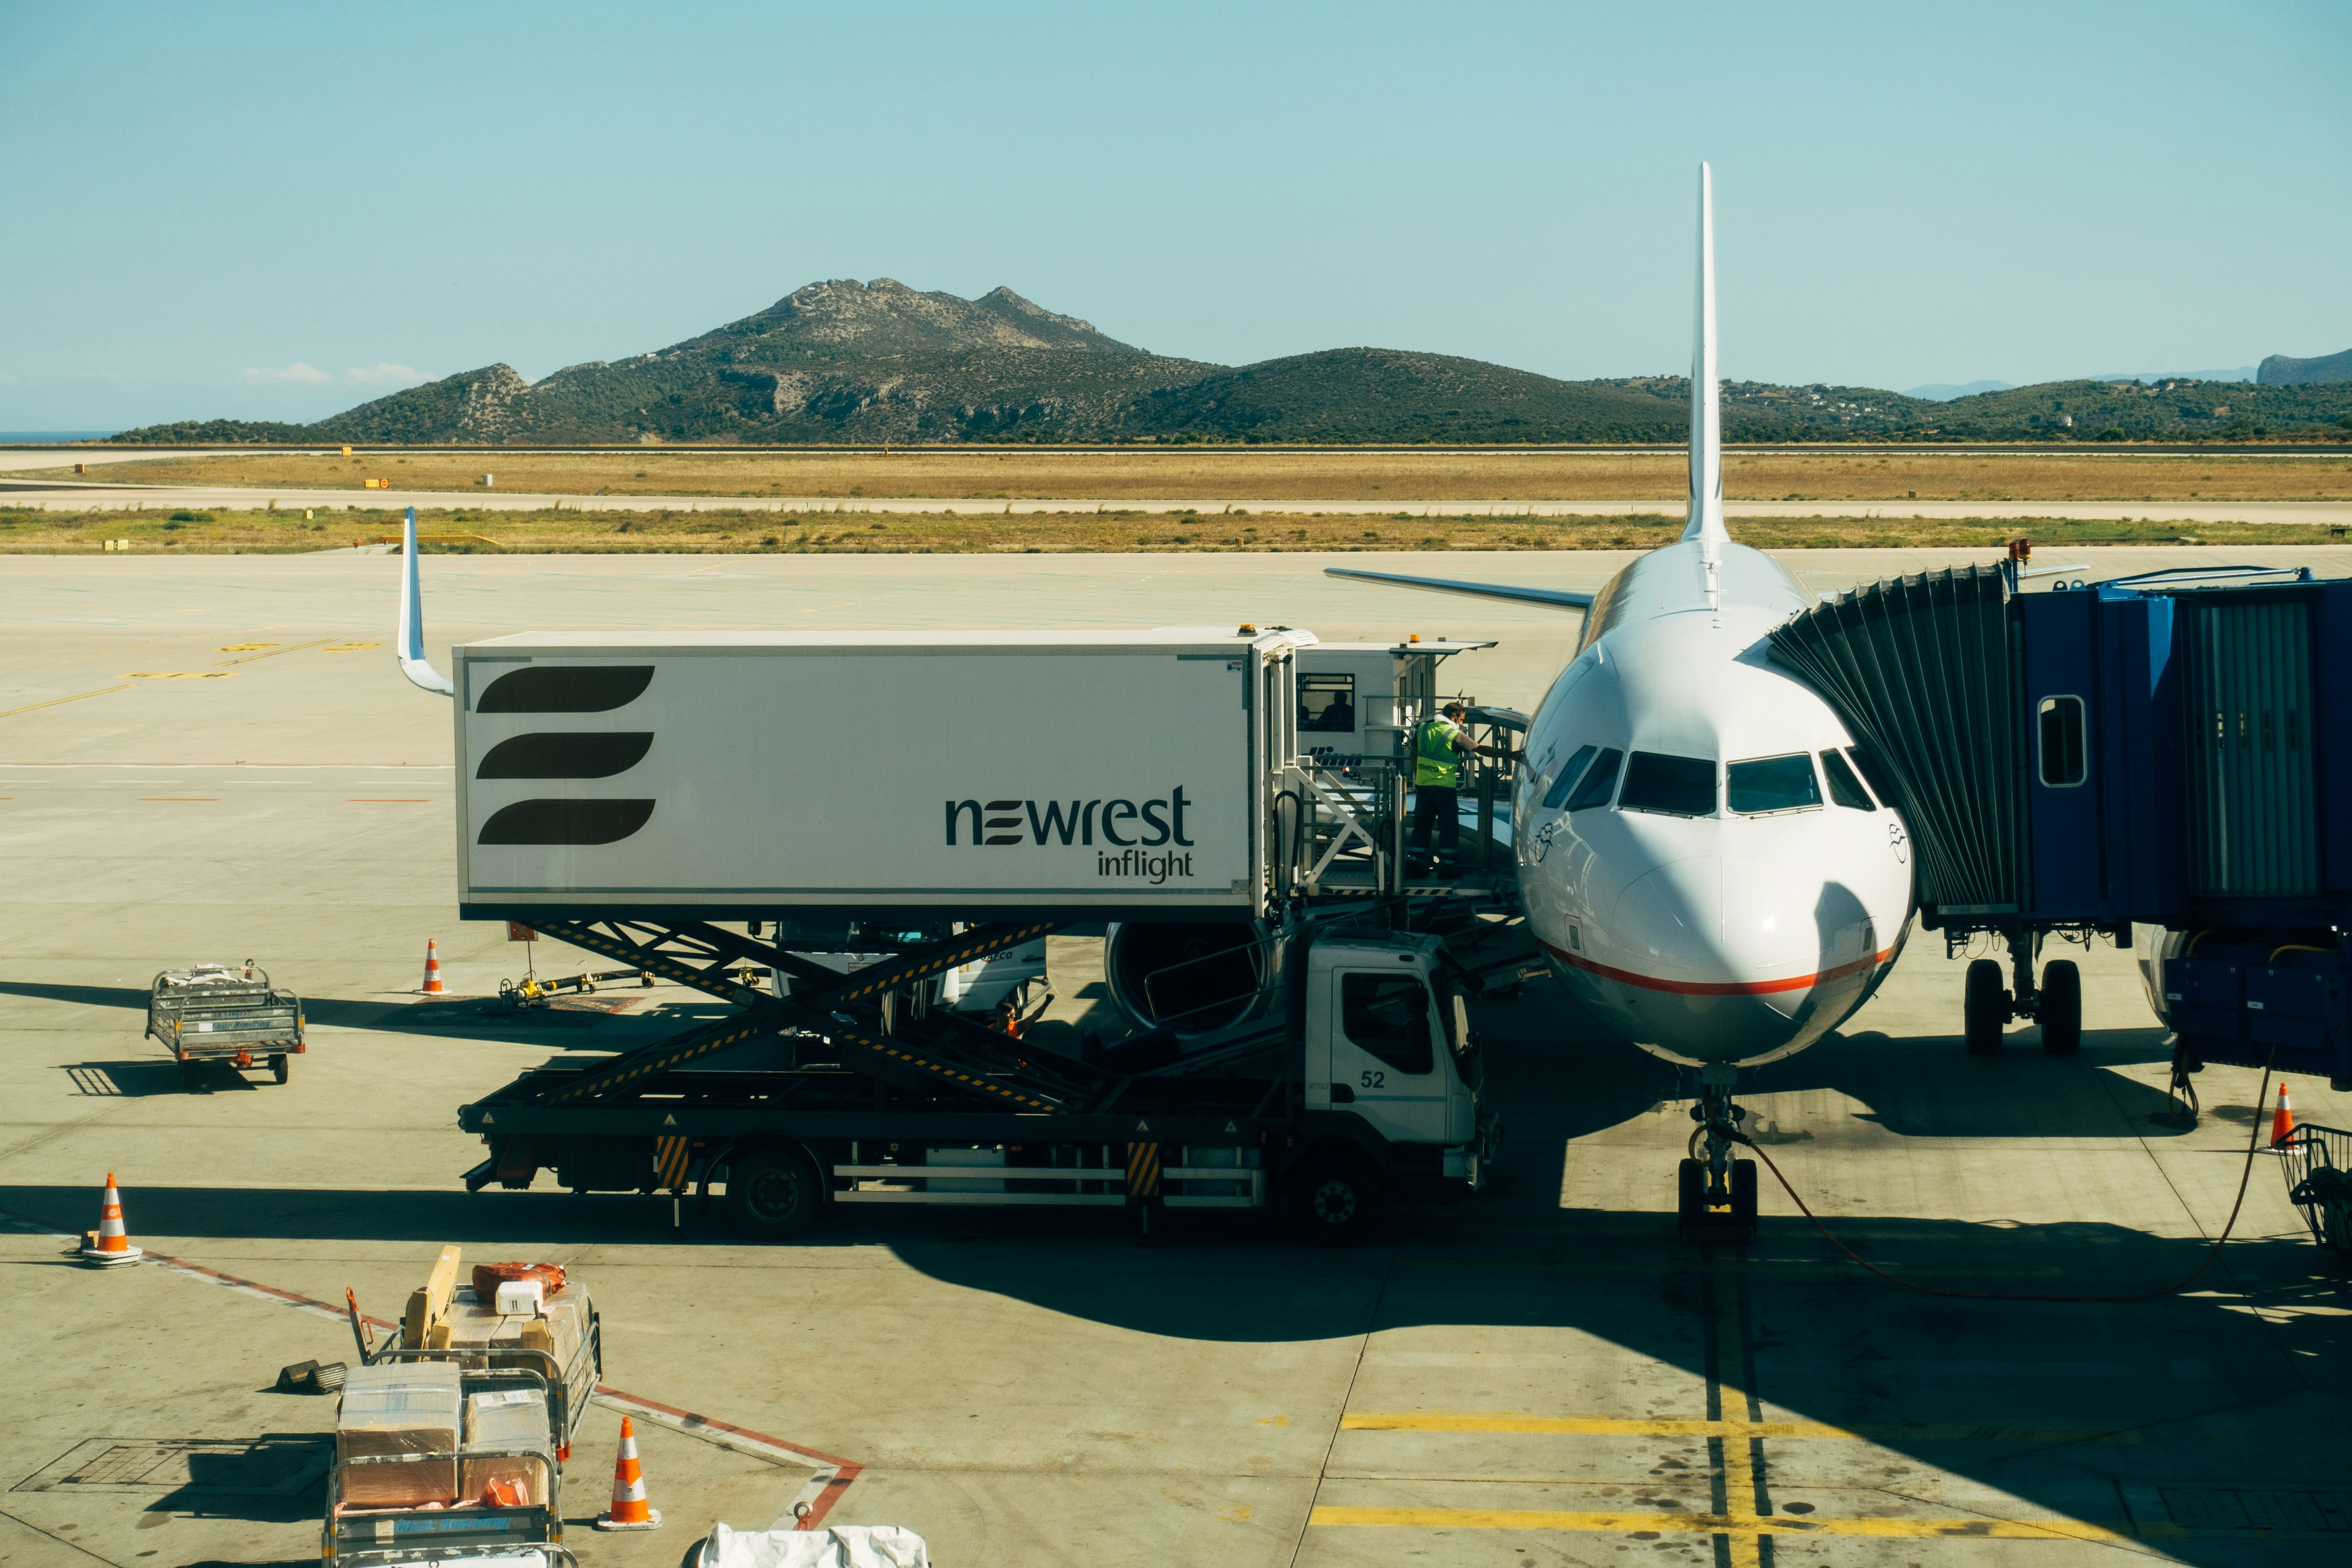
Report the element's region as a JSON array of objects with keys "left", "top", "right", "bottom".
[{"left": 452, "top": 628, "right": 1310, "bottom": 922}]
